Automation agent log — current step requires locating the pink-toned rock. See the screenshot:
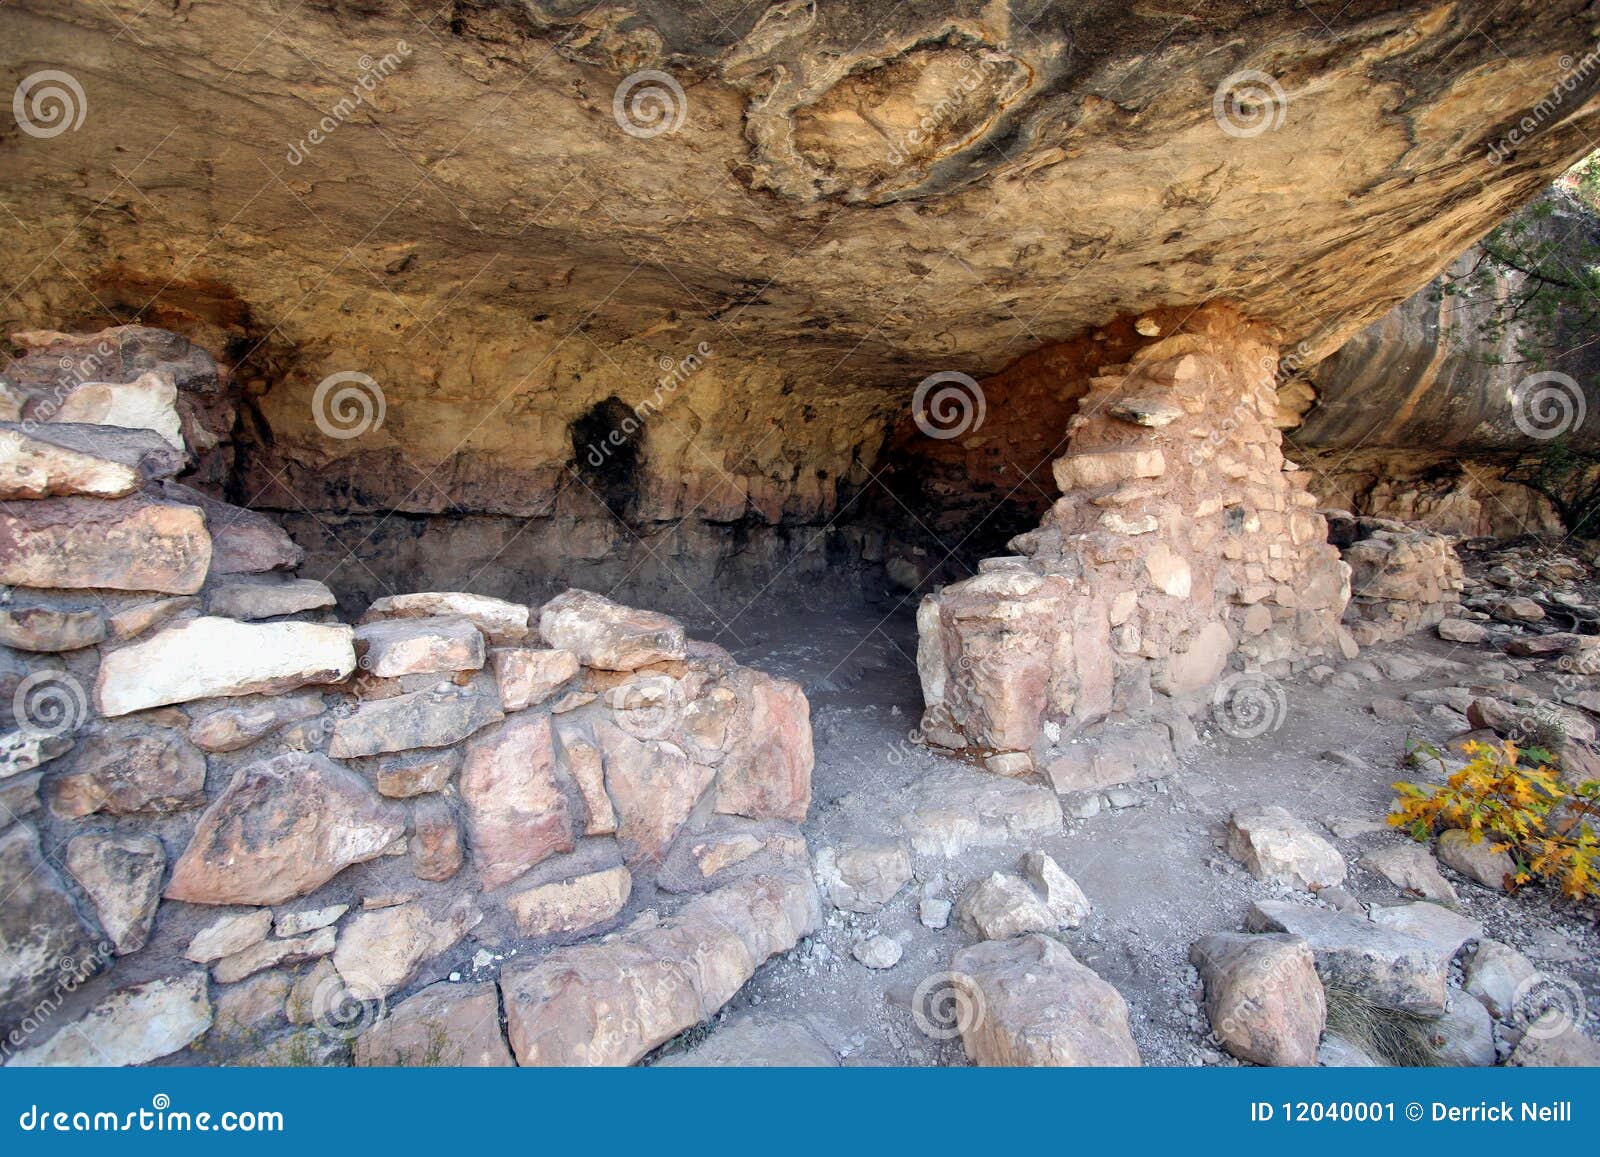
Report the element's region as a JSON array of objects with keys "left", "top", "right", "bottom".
[
  {"left": 593, "top": 720, "right": 714, "bottom": 866},
  {"left": 159, "top": 482, "right": 302, "bottom": 574},
  {"left": 490, "top": 646, "right": 579, "bottom": 710},
  {"left": 507, "top": 865, "right": 631, "bottom": 937},
  {"left": 458, "top": 714, "right": 572, "bottom": 889},
  {"left": 411, "top": 795, "right": 463, "bottom": 882},
  {"left": 331, "top": 896, "right": 480, "bottom": 998},
  {"left": 0, "top": 495, "right": 210, "bottom": 593},
  {"left": 50, "top": 724, "right": 208, "bottom": 817},
  {"left": 354, "top": 616, "right": 485, "bottom": 678},
  {"left": 65, "top": 833, "right": 165, "bottom": 956},
  {"left": 354, "top": 981, "right": 512, "bottom": 1067},
  {"left": 374, "top": 748, "right": 460, "bottom": 798},
  {"left": 1191, "top": 932, "right": 1325, "bottom": 1067},
  {"left": 538, "top": 588, "right": 686, "bottom": 670},
  {"left": 552, "top": 723, "right": 618, "bottom": 836},
  {"left": 715, "top": 670, "right": 813, "bottom": 823},
  {"left": 164, "top": 752, "right": 406, "bottom": 905}
]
